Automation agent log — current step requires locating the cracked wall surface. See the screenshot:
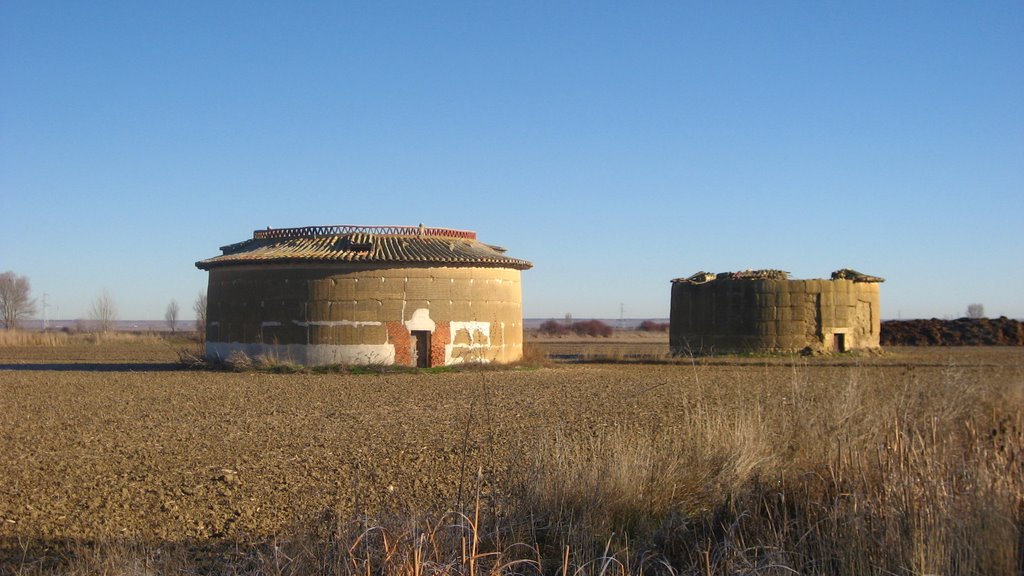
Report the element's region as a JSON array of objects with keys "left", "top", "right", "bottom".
[
  {"left": 670, "top": 278, "right": 881, "bottom": 354},
  {"left": 205, "top": 265, "right": 523, "bottom": 366}
]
